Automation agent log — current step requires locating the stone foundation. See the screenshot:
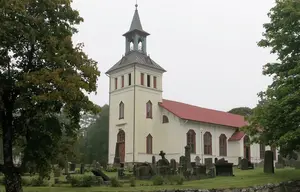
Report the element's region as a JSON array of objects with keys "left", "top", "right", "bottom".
[{"left": 154, "top": 180, "right": 300, "bottom": 192}]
